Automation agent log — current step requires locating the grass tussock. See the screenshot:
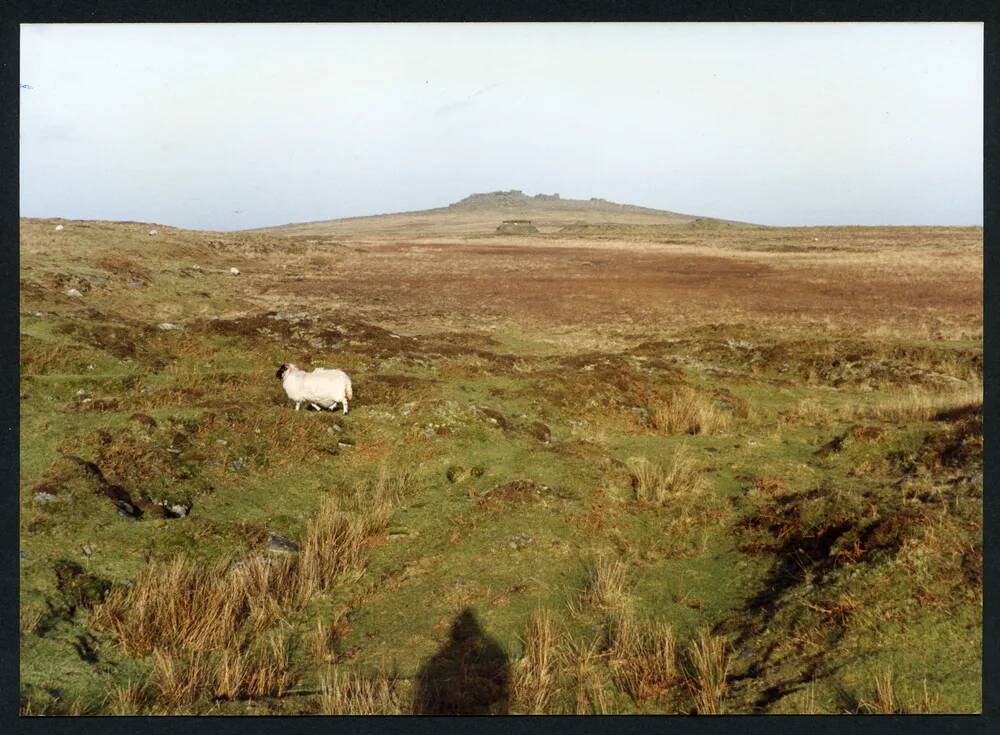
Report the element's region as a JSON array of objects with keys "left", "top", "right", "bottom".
[
  {"left": 566, "top": 639, "right": 611, "bottom": 715},
  {"left": 583, "top": 556, "right": 631, "bottom": 612},
  {"left": 212, "top": 633, "right": 294, "bottom": 701},
  {"left": 105, "top": 679, "right": 151, "bottom": 716},
  {"left": 650, "top": 386, "right": 731, "bottom": 435},
  {"left": 309, "top": 616, "right": 344, "bottom": 664},
  {"left": 92, "top": 555, "right": 296, "bottom": 655},
  {"left": 867, "top": 382, "right": 982, "bottom": 423},
  {"left": 605, "top": 604, "right": 678, "bottom": 702},
  {"left": 627, "top": 446, "right": 705, "bottom": 505},
  {"left": 686, "top": 629, "right": 729, "bottom": 714},
  {"left": 20, "top": 605, "right": 44, "bottom": 637},
  {"left": 318, "top": 669, "right": 402, "bottom": 715},
  {"left": 781, "top": 397, "right": 834, "bottom": 426},
  {"left": 857, "top": 669, "right": 939, "bottom": 714},
  {"left": 512, "top": 609, "right": 559, "bottom": 714},
  {"left": 95, "top": 471, "right": 403, "bottom": 658}
]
